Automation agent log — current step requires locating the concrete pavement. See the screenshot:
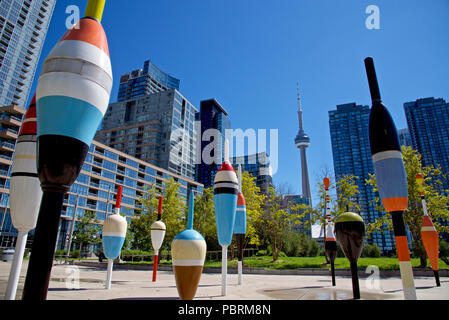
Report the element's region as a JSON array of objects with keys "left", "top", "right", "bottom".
[{"left": 0, "top": 260, "right": 447, "bottom": 300}]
